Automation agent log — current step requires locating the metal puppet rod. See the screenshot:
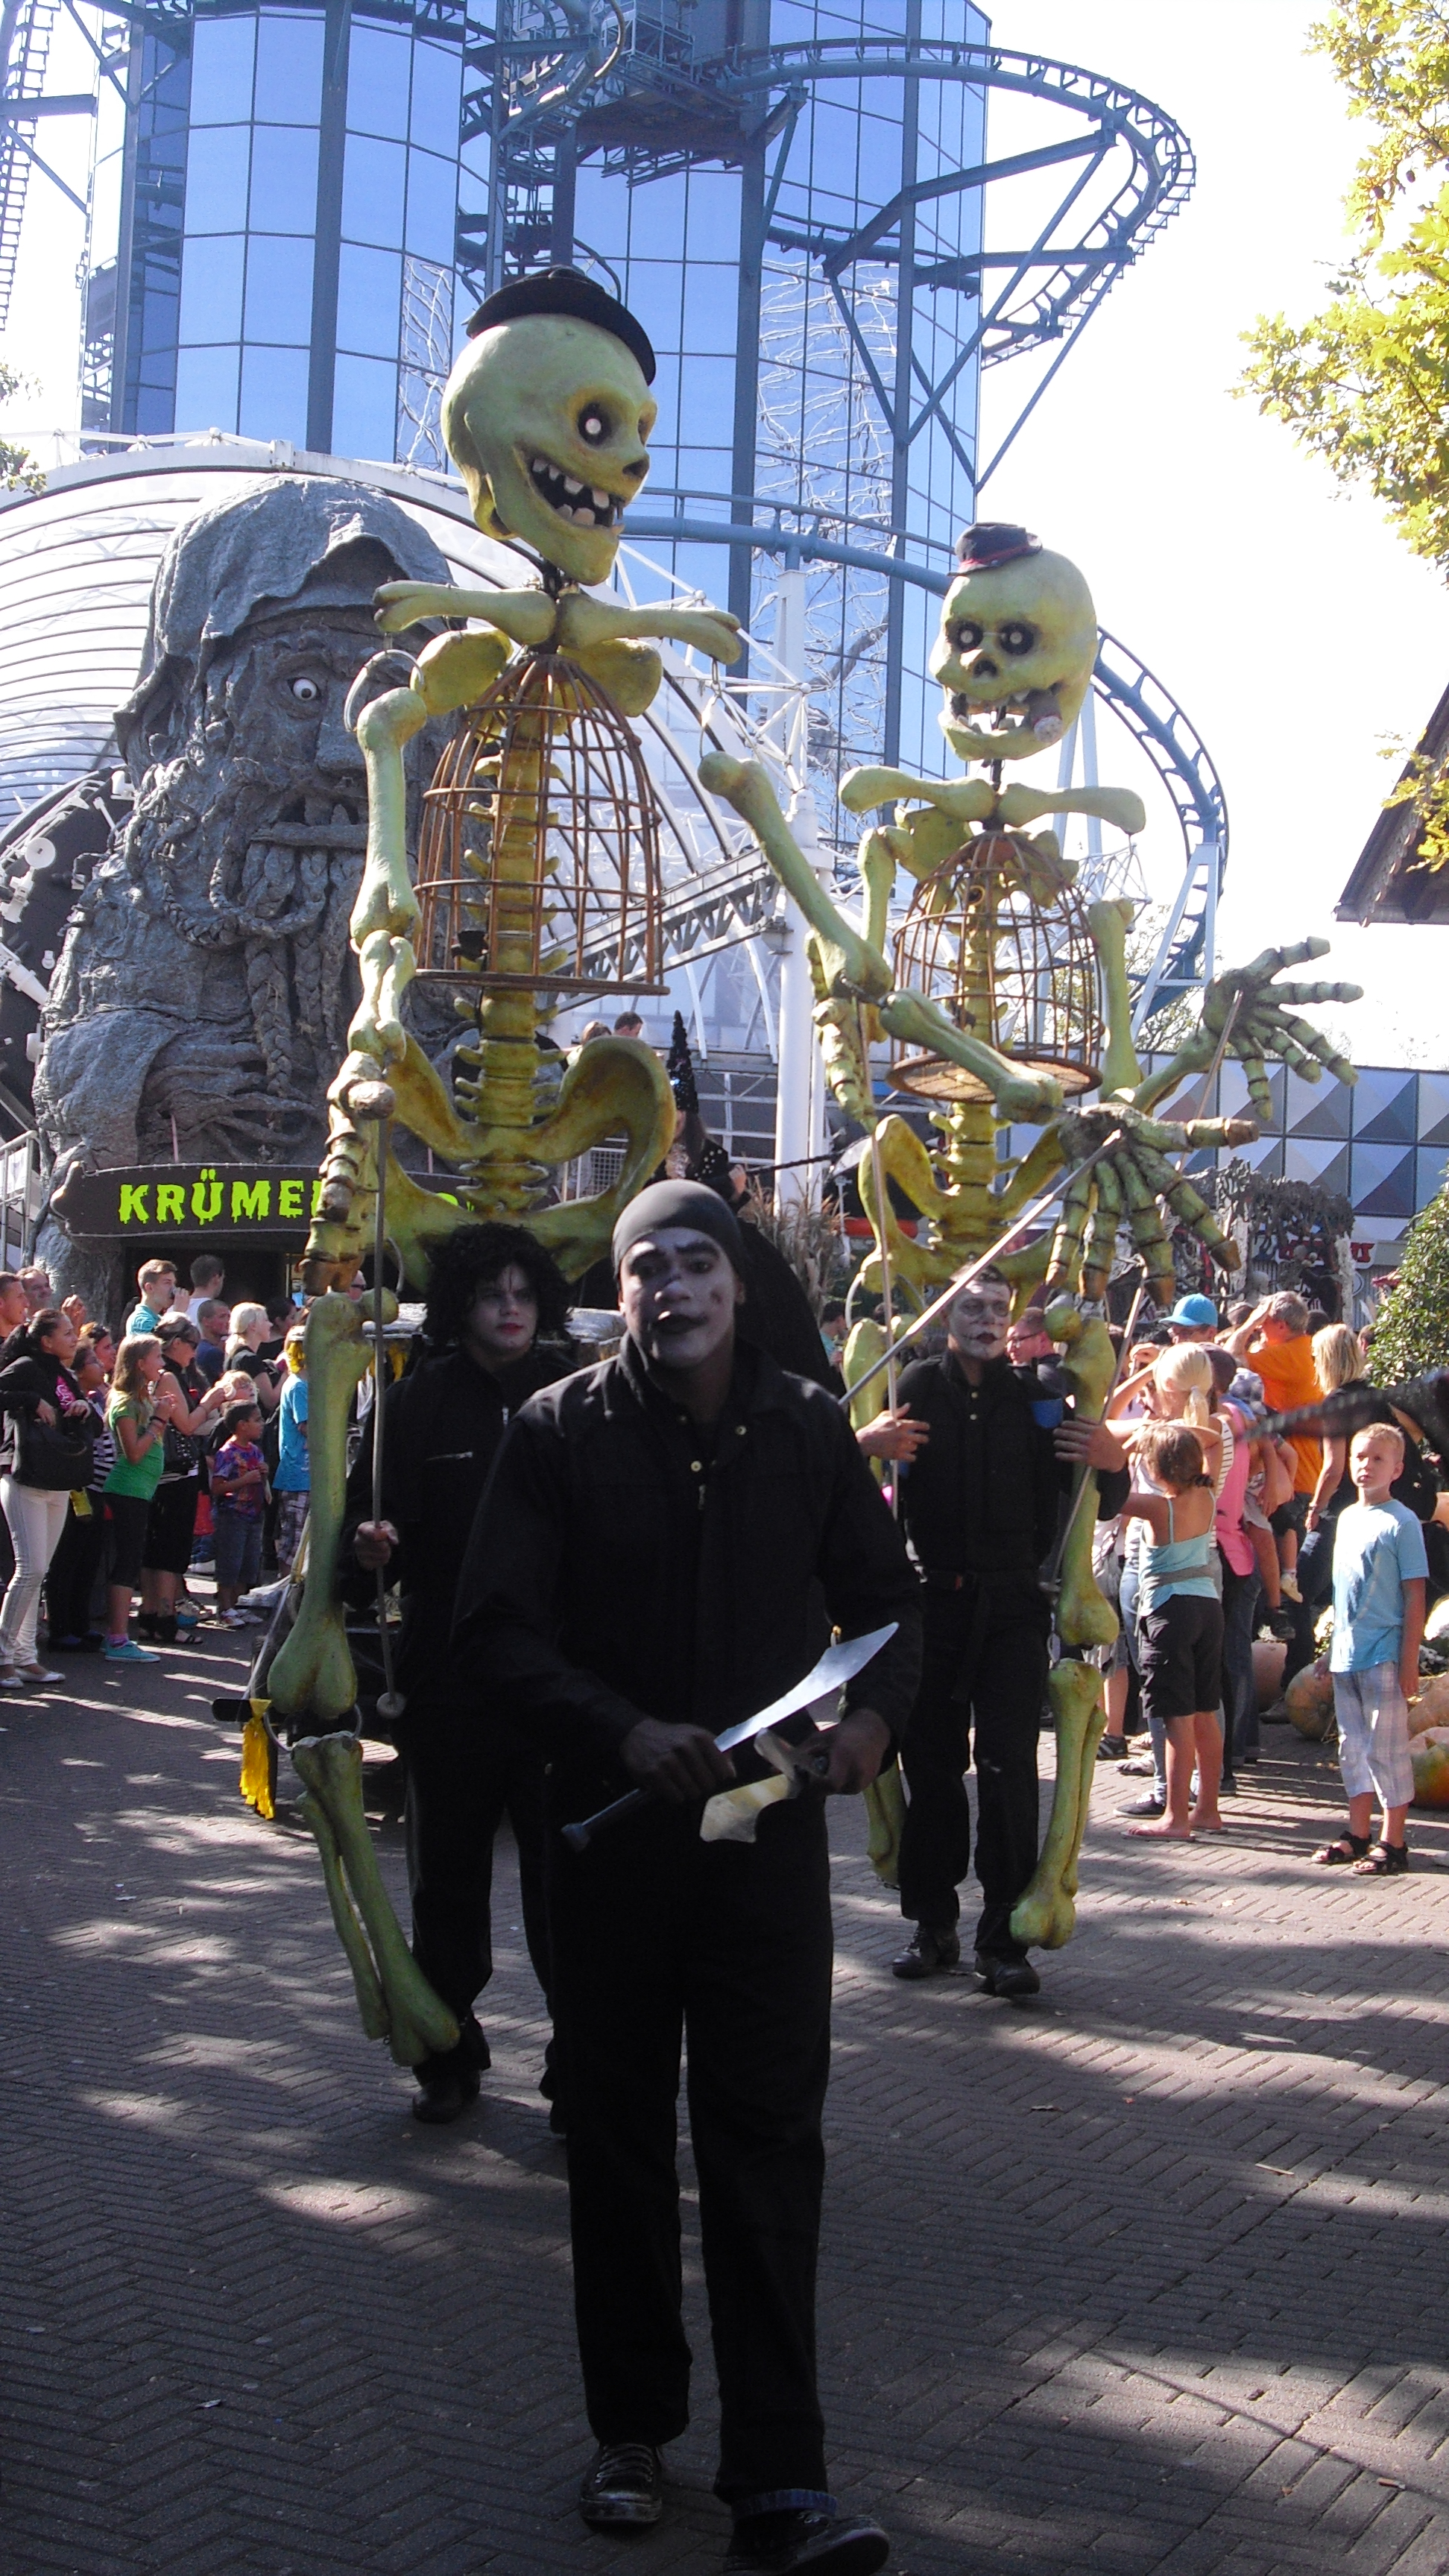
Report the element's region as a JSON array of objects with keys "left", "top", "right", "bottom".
[
  {"left": 364, "top": 1096, "right": 405, "bottom": 1727},
  {"left": 839, "top": 1128, "right": 1127, "bottom": 1412}
]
